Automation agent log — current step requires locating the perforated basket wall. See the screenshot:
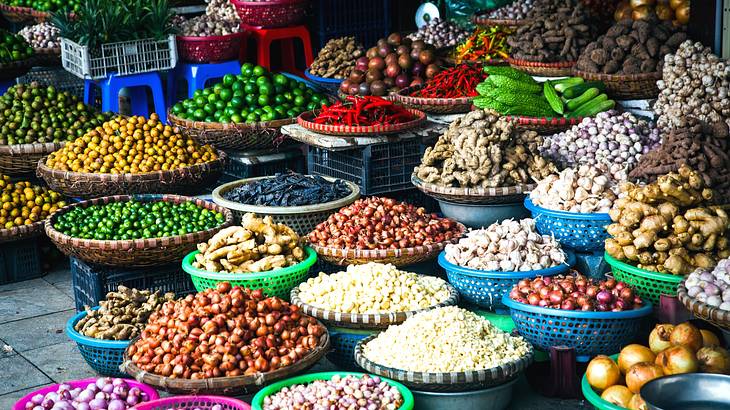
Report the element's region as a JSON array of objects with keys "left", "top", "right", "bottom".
[
  {"left": 66, "top": 309, "right": 129, "bottom": 377},
  {"left": 524, "top": 198, "right": 611, "bottom": 252},
  {"left": 604, "top": 252, "right": 683, "bottom": 306},
  {"left": 327, "top": 327, "right": 376, "bottom": 369},
  {"left": 18, "top": 67, "right": 85, "bottom": 99}
]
